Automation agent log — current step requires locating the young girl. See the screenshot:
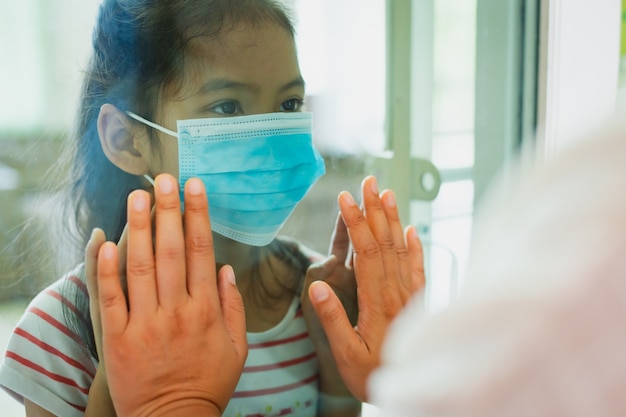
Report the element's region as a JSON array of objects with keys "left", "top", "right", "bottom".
[{"left": 0, "top": 0, "right": 386, "bottom": 415}]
